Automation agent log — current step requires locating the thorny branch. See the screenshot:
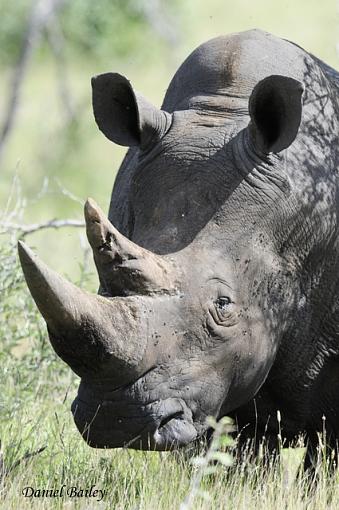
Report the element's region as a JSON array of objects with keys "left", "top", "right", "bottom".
[{"left": 0, "top": 218, "right": 85, "bottom": 237}]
